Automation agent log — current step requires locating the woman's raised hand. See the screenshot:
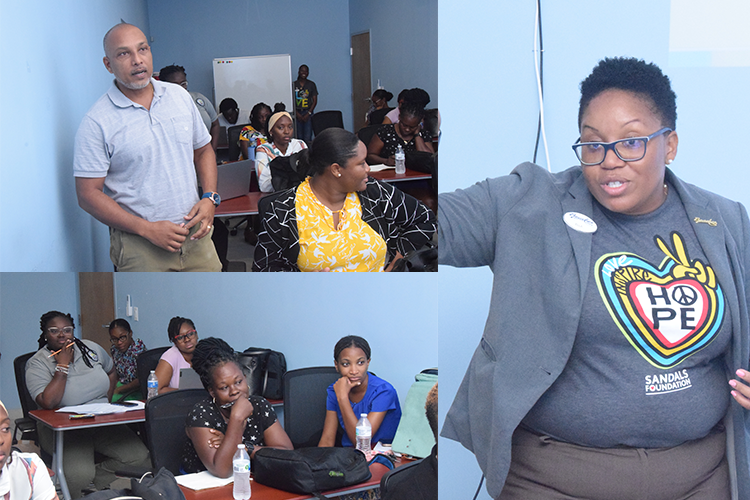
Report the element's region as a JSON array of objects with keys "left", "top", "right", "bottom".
[
  {"left": 231, "top": 396, "right": 255, "bottom": 421},
  {"left": 729, "top": 369, "right": 750, "bottom": 410},
  {"left": 55, "top": 341, "right": 75, "bottom": 366}
]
